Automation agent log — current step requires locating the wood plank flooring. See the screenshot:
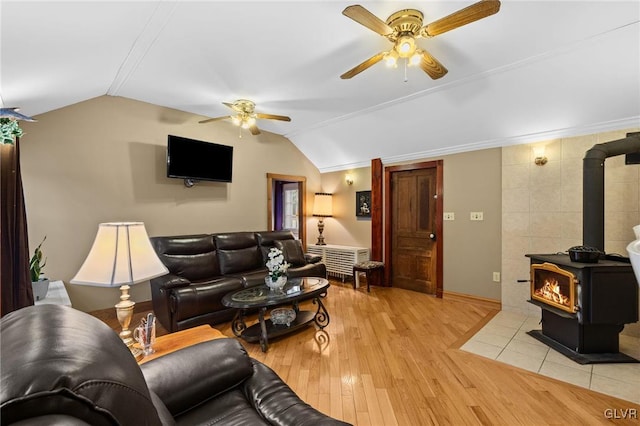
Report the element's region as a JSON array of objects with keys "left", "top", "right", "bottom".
[{"left": 92, "top": 280, "right": 640, "bottom": 425}]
